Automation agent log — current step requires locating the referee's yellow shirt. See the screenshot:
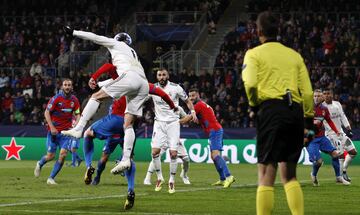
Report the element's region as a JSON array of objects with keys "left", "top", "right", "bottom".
[{"left": 242, "top": 42, "right": 314, "bottom": 118}]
